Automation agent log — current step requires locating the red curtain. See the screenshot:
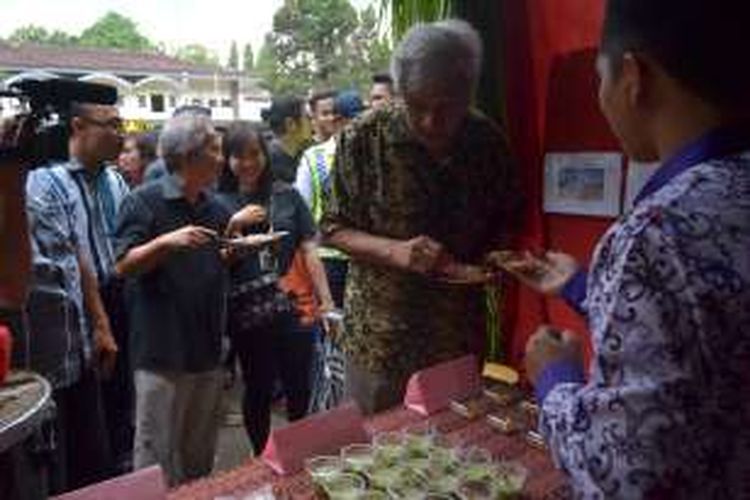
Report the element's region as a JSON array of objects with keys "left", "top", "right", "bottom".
[{"left": 500, "top": 0, "right": 616, "bottom": 367}]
